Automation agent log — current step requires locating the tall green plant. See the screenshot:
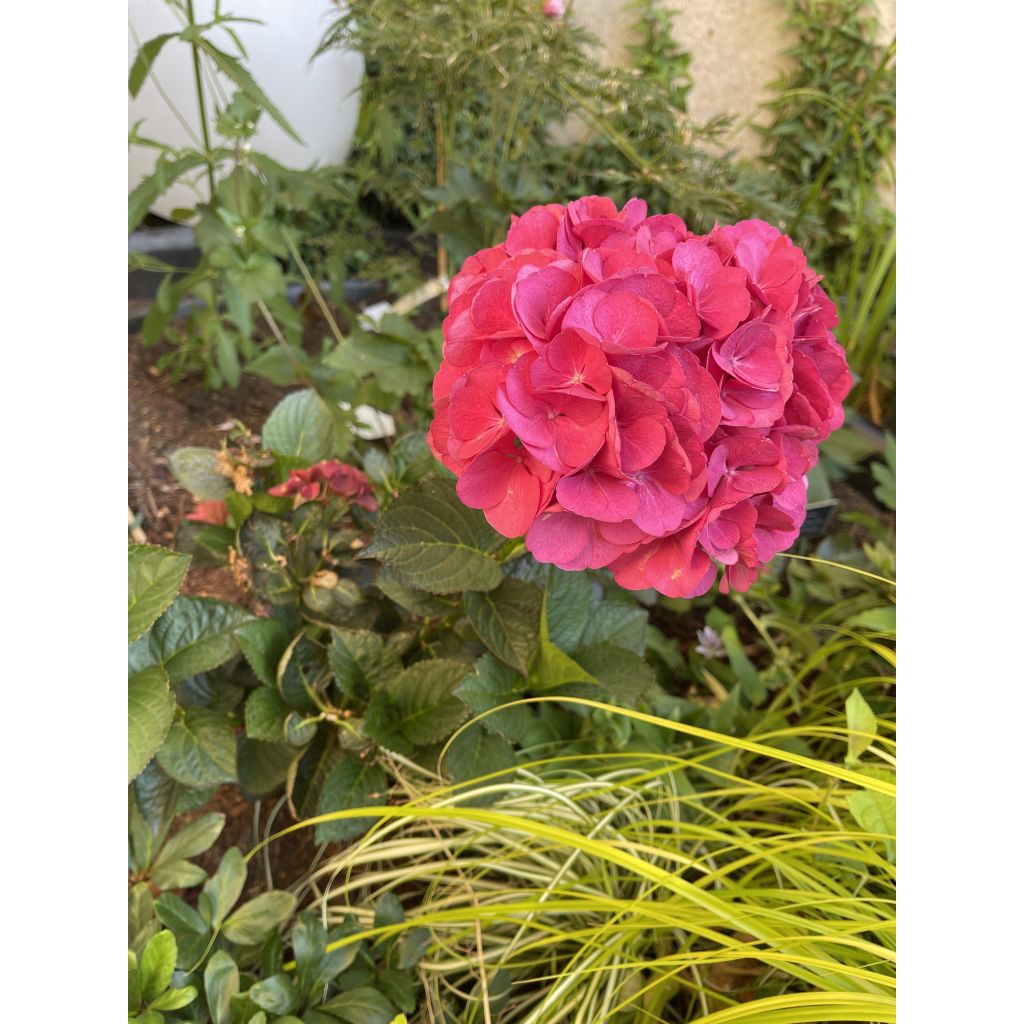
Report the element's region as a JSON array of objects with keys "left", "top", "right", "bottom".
[{"left": 759, "top": 0, "right": 896, "bottom": 268}]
